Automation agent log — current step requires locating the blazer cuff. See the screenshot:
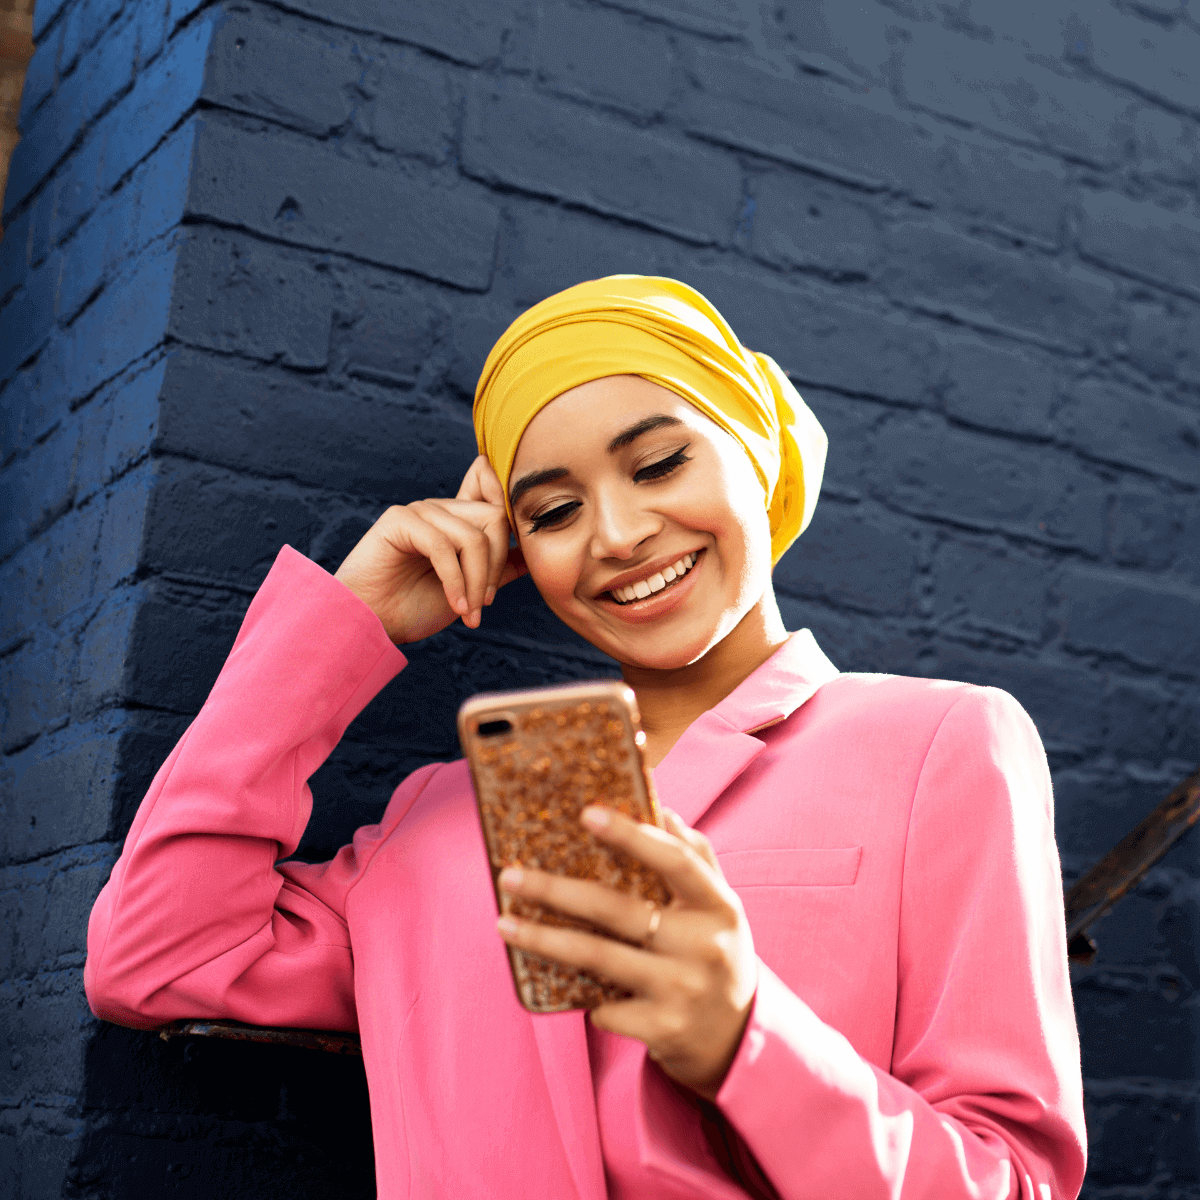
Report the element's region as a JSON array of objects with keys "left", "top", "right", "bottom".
[{"left": 715, "top": 961, "right": 871, "bottom": 1178}]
